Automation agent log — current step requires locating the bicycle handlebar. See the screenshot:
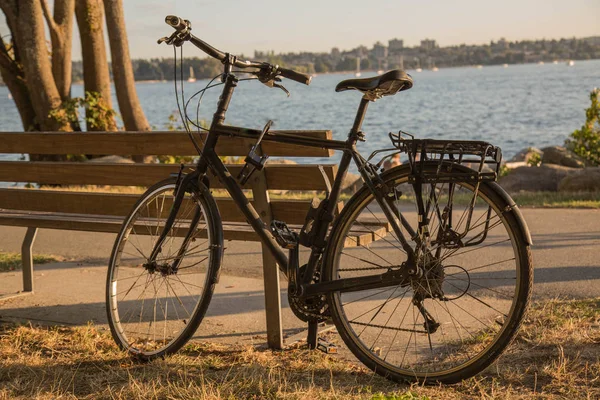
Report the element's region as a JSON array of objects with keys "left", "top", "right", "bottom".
[{"left": 164, "top": 15, "right": 311, "bottom": 85}]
